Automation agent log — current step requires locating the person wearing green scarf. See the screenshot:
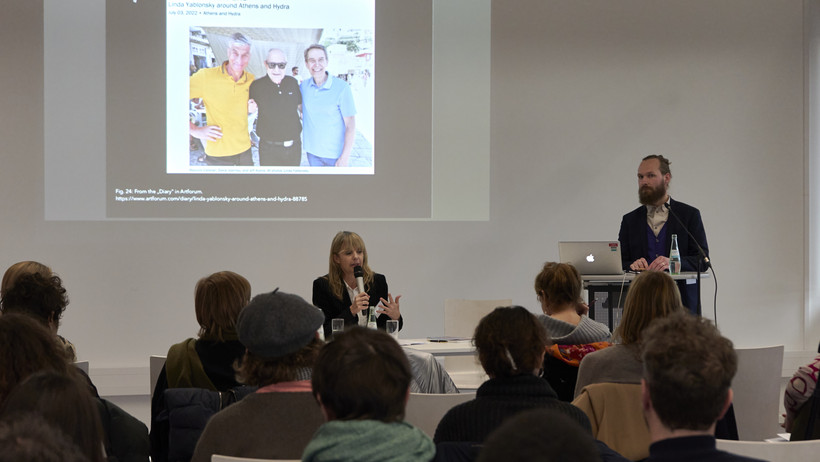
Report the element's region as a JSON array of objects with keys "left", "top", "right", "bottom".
[{"left": 303, "top": 327, "right": 435, "bottom": 462}]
